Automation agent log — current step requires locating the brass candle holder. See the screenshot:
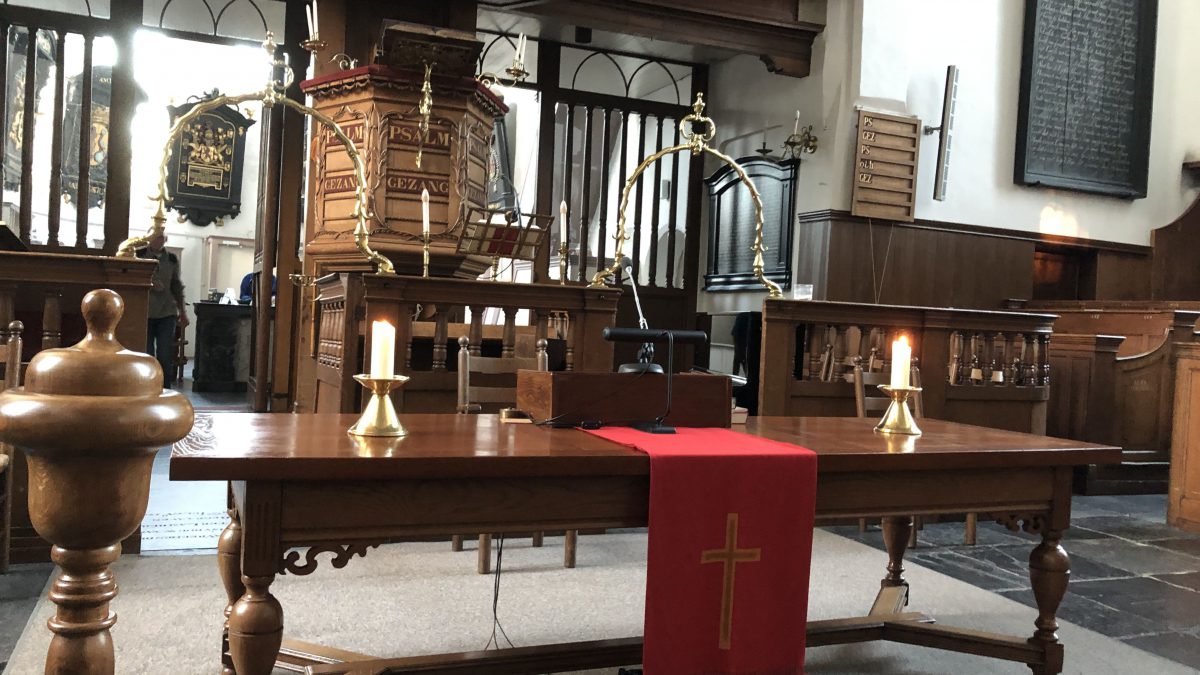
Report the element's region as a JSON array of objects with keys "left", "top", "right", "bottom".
[
  {"left": 874, "top": 385, "right": 922, "bottom": 436},
  {"left": 300, "top": 37, "right": 327, "bottom": 53},
  {"left": 348, "top": 374, "right": 409, "bottom": 437},
  {"left": 422, "top": 231, "right": 431, "bottom": 278},
  {"left": 559, "top": 242, "right": 568, "bottom": 285}
]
